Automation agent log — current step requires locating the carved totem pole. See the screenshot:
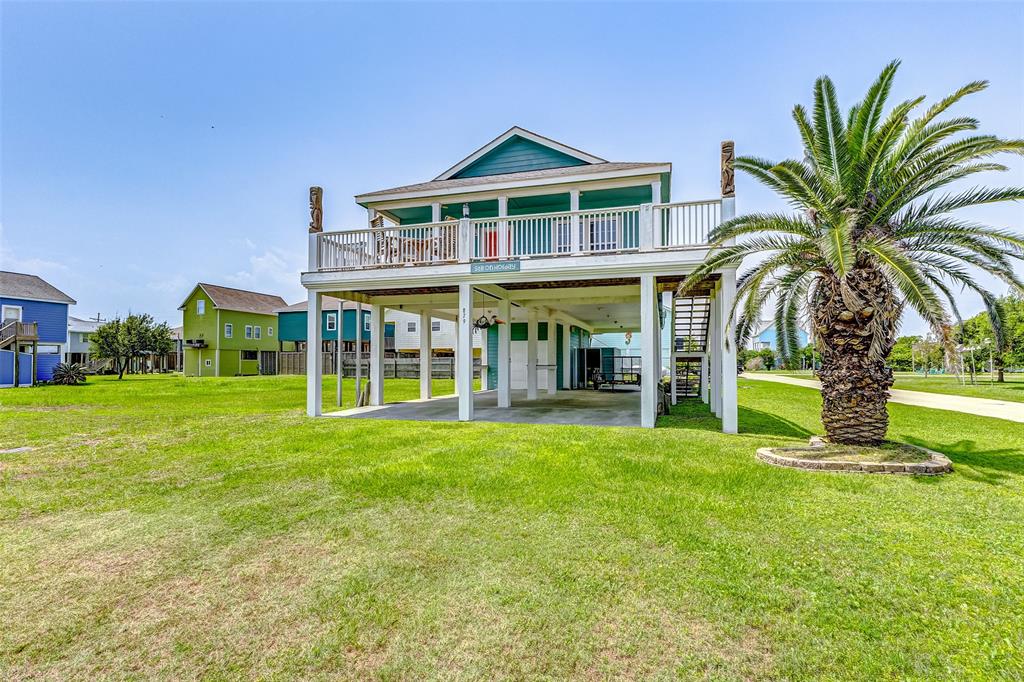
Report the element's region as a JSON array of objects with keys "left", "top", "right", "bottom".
[
  {"left": 309, "top": 186, "right": 323, "bottom": 233},
  {"left": 720, "top": 141, "right": 735, "bottom": 198}
]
